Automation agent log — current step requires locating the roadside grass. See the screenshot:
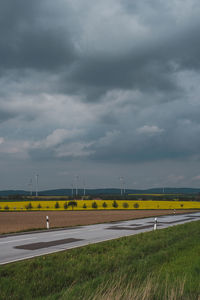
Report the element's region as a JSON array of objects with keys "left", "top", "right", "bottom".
[{"left": 0, "top": 221, "right": 199, "bottom": 300}]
